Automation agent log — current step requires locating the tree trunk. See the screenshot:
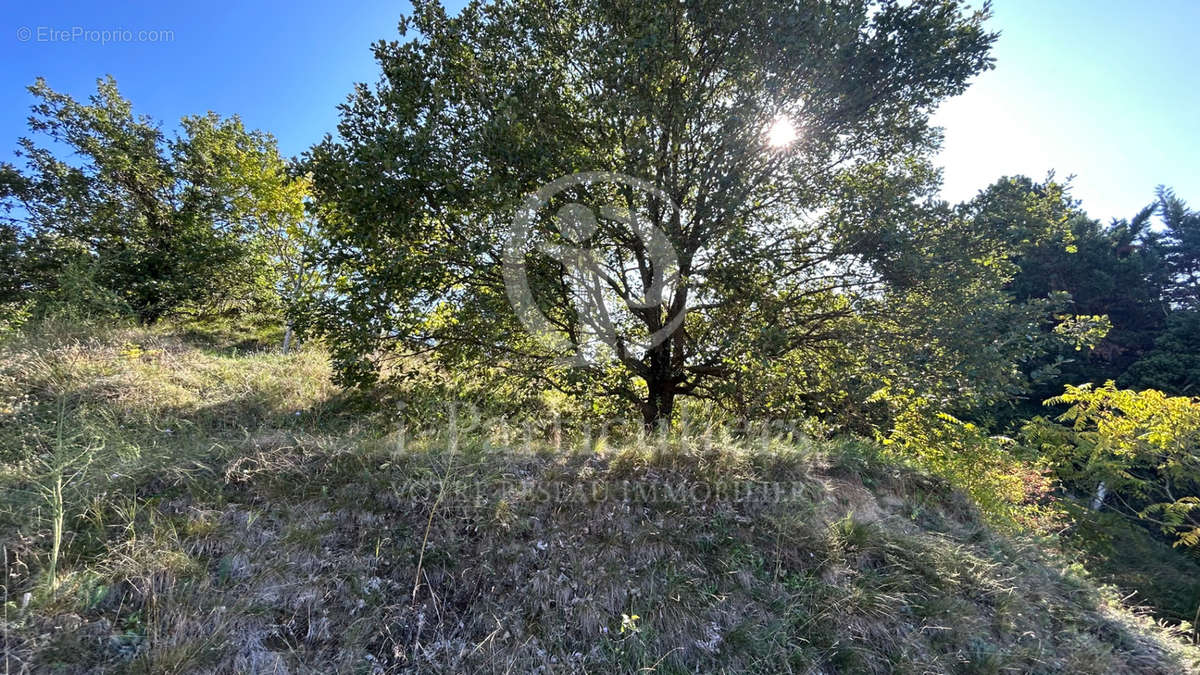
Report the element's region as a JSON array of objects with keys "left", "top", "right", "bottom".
[
  {"left": 281, "top": 273, "right": 304, "bottom": 355},
  {"left": 1091, "top": 481, "right": 1108, "bottom": 511},
  {"left": 641, "top": 380, "right": 675, "bottom": 430}
]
